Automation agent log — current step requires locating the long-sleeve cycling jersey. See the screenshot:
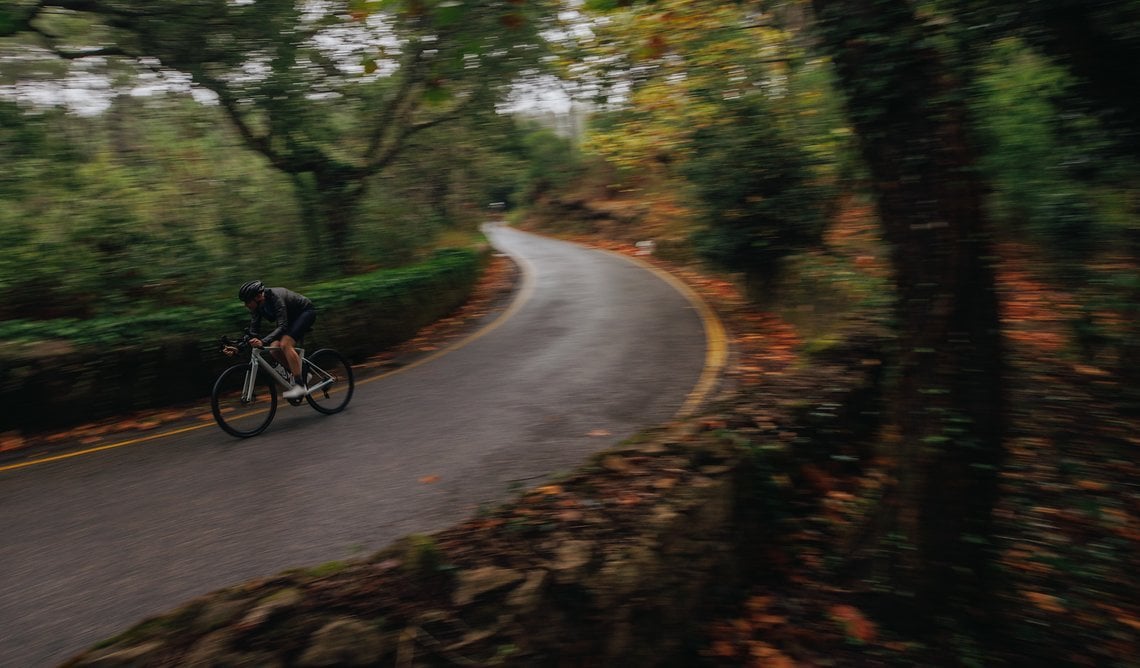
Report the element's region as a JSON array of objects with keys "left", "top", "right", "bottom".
[{"left": 245, "top": 287, "right": 315, "bottom": 344}]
